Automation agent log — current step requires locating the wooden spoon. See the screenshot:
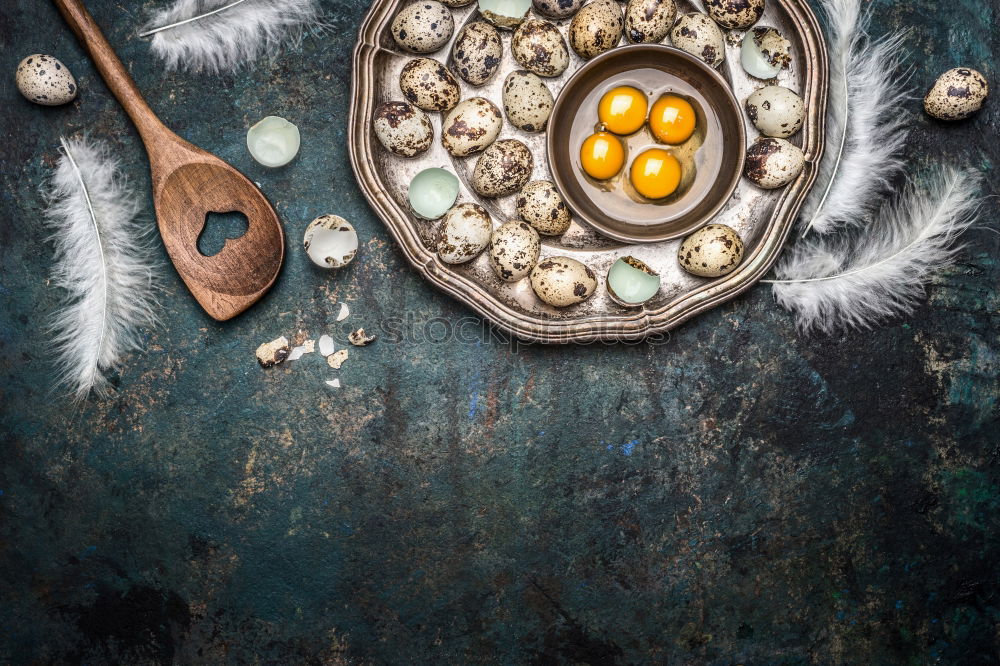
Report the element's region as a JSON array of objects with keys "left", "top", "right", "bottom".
[{"left": 53, "top": 0, "right": 285, "bottom": 321}]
